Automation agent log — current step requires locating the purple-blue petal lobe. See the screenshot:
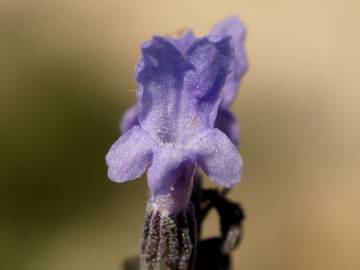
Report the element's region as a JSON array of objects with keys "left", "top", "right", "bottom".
[
  {"left": 195, "top": 128, "right": 243, "bottom": 188},
  {"left": 210, "top": 16, "right": 248, "bottom": 108},
  {"left": 136, "top": 37, "right": 192, "bottom": 144},
  {"left": 183, "top": 37, "right": 234, "bottom": 135},
  {"left": 106, "top": 126, "right": 154, "bottom": 182},
  {"left": 185, "top": 36, "right": 233, "bottom": 101}
]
